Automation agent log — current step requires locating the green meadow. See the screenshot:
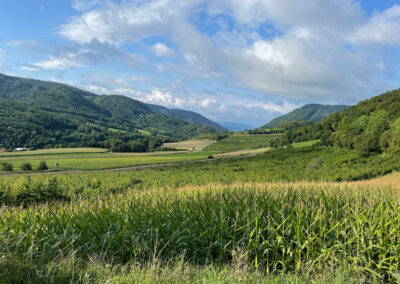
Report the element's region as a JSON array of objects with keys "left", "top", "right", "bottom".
[{"left": 204, "top": 134, "right": 281, "bottom": 152}]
